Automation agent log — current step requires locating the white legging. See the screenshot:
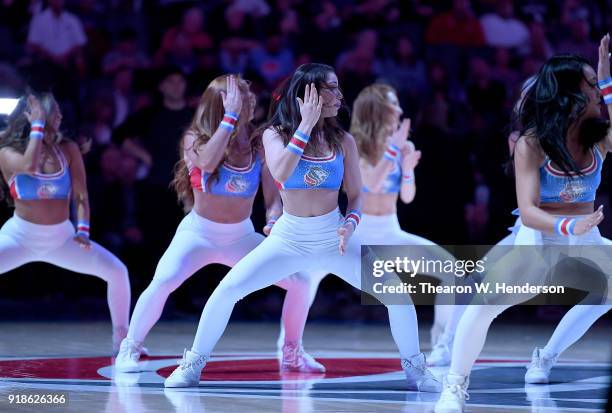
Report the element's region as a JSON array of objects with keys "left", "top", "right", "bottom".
[
  {"left": 0, "top": 213, "right": 130, "bottom": 329},
  {"left": 354, "top": 213, "right": 465, "bottom": 341},
  {"left": 450, "top": 220, "right": 612, "bottom": 377},
  {"left": 192, "top": 207, "right": 421, "bottom": 358},
  {"left": 127, "top": 210, "right": 315, "bottom": 345}
]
